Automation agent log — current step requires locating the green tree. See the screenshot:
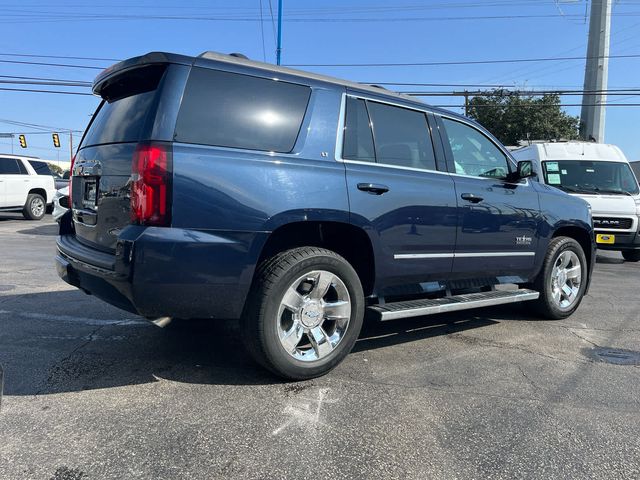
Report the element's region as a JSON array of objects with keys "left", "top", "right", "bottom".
[
  {"left": 48, "top": 163, "right": 64, "bottom": 175},
  {"left": 467, "top": 90, "right": 580, "bottom": 146}
]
